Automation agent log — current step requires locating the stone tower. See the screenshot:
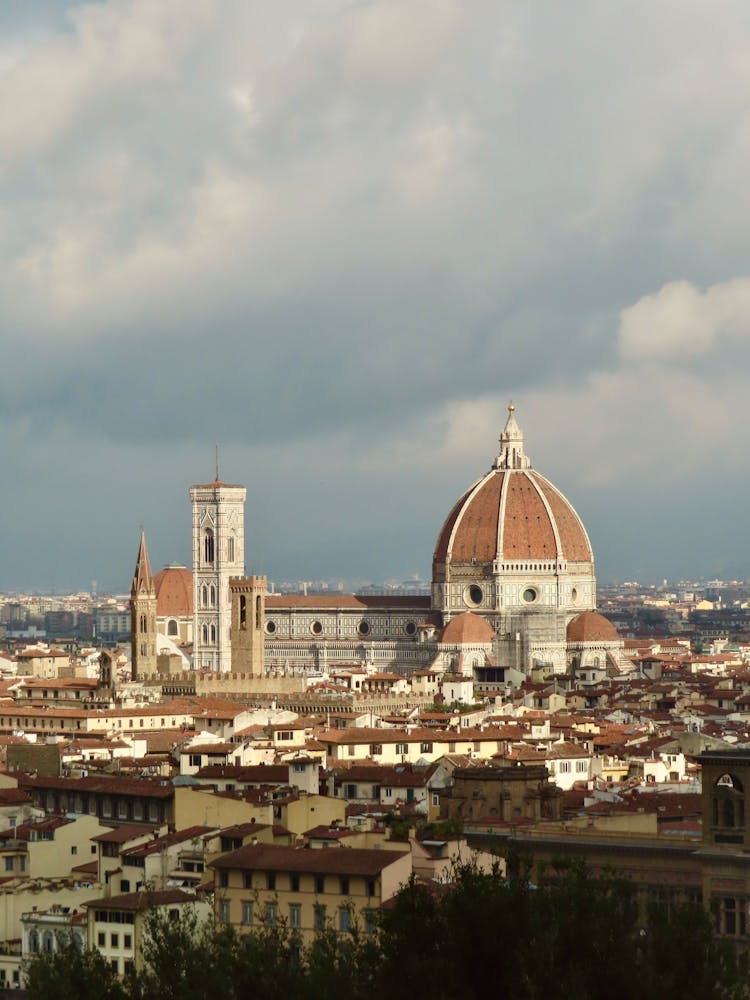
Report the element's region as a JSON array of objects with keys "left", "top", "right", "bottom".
[
  {"left": 230, "top": 575, "right": 267, "bottom": 676},
  {"left": 130, "top": 531, "right": 157, "bottom": 678},
  {"left": 189, "top": 475, "right": 246, "bottom": 672}
]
